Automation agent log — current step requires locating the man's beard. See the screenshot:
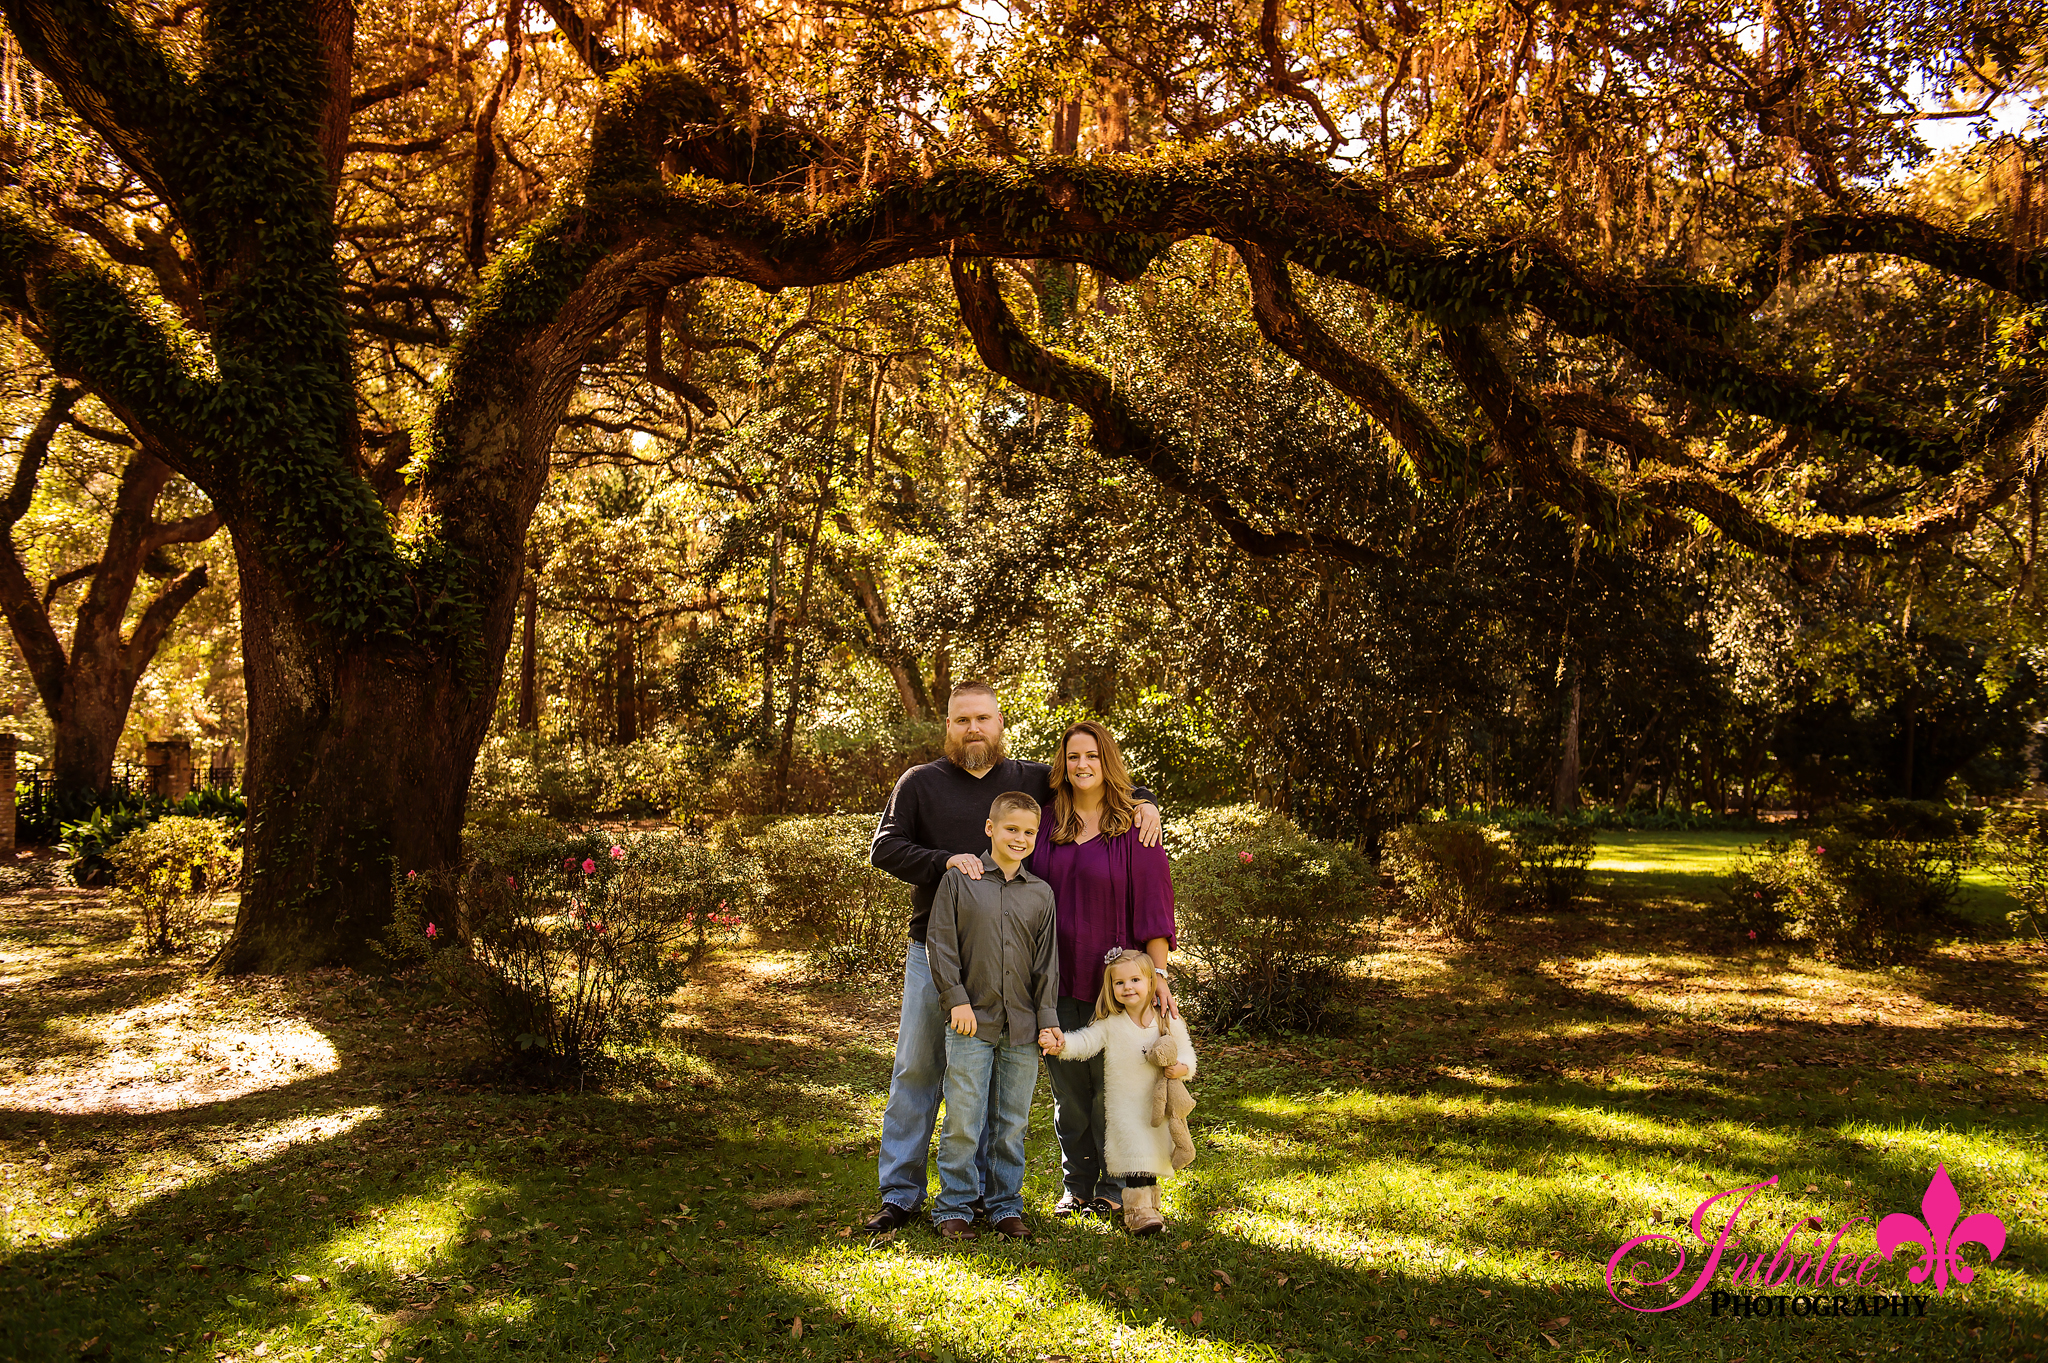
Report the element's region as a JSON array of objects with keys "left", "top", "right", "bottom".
[{"left": 945, "top": 729, "right": 1008, "bottom": 773}]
